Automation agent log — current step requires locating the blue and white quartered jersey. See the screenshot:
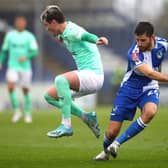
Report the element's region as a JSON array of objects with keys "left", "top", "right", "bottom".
[
  {"left": 110, "top": 37, "right": 168, "bottom": 122},
  {"left": 121, "top": 37, "right": 168, "bottom": 92}
]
